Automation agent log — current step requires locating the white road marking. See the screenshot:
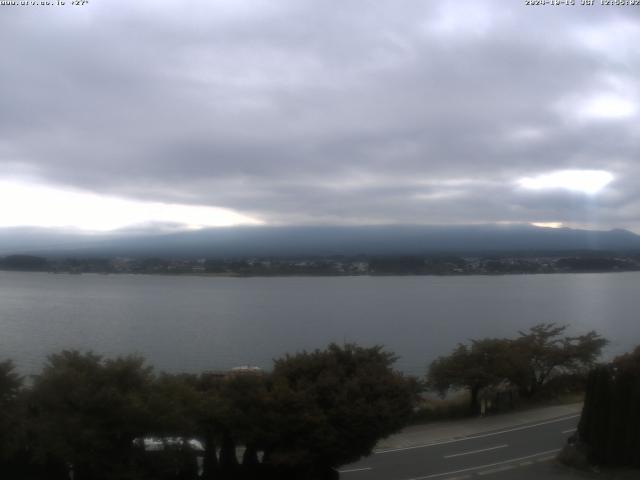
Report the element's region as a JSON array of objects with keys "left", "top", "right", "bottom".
[
  {"left": 478, "top": 465, "right": 515, "bottom": 475},
  {"left": 536, "top": 455, "right": 556, "bottom": 462},
  {"left": 443, "top": 444, "right": 508, "bottom": 459},
  {"left": 338, "top": 467, "right": 372, "bottom": 474},
  {"left": 376, "top": 414, "right": 579, "bottom": 454},
  {"left": 403, "top": 448, "right": 561, "bottom": 480},
  {"left": 562, "top": 428, "right": 577, "bottom": 434}
]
